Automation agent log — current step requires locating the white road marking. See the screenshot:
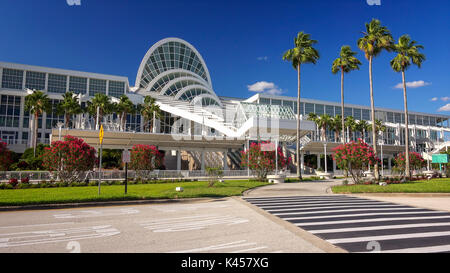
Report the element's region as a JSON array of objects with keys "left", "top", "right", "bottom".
[
  {"left": 273, "top": 207, "right": 423, "bottom": 216},
  {"left": 231, "top": 246, "right": 268, "bottom": 253},
  {"left": 365, "top": 245, "right": 450, "bottom": 253},
  {"left": 139, "top": 214, "right": 249, "bottom": 232},
  {"left": 282, "top": 211, "right": 448, "bottom": 221},
  {"left": 327, "top": 231, "right": 450, "bottom": 244},
  {"left": 259, "top": 201, "right": 387, "bottom": 209},
  {"left": 150, "top": 202, "right": 230, "bottom": 212},
  {"left": 0, "top": 225, "right": 120, "bottom": 248},
  {"left": 266, "top": 204, "right": 405, "bottom": 212},
  {"left": 0, "top": 222, "right": 75, "bottom": 229},
  {"left": 310, "top": 222, "right": 450, "bottom": 234},
  {"left": 171, "top": 240, "right": 274, "bottom": 253},
  {"left": 54, "top": 208, "right": 139, "bottom": 219},
  {"left": 295, "top": 216, "right": 450, "bottom": 226}
]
